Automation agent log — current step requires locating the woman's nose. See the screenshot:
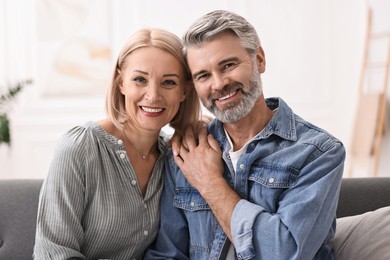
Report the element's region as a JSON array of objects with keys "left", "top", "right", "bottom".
[{"left": 145, "top": 82, "right": 162, "bottom": 102}]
